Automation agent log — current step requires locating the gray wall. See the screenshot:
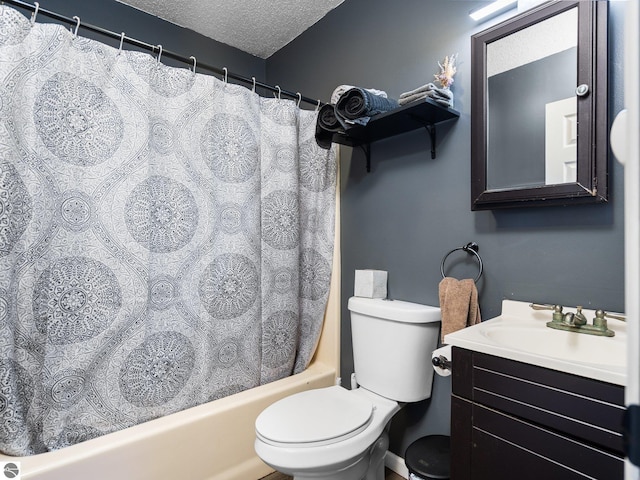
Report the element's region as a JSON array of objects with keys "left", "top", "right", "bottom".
[{"left": 267, "top": 0, "right": 625, "bottom": 456}]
